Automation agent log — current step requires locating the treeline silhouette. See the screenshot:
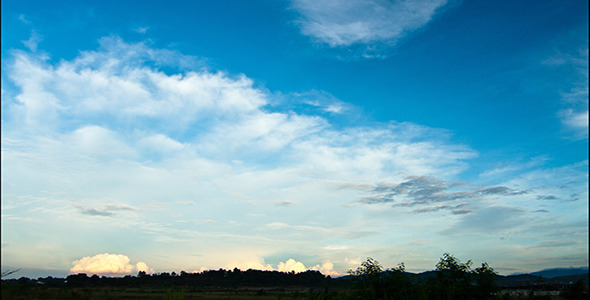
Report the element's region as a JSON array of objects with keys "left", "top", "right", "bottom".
[
  {"left": 66, "top": 268, "right": 333, "bottom": 288},
  {"left": 2, "top": 253, "right": 588, "bottom": 299}
]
